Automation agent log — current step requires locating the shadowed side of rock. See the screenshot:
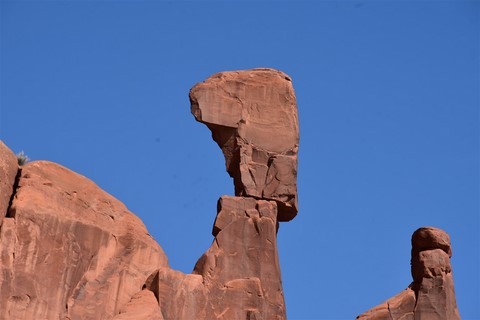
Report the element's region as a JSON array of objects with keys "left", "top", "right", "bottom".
[
  {"left": 356, "top": 227, "right": 460, "bottom": 320},
  {"left": 0, "top": 141, "right": 18, "bottom": 226}
]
